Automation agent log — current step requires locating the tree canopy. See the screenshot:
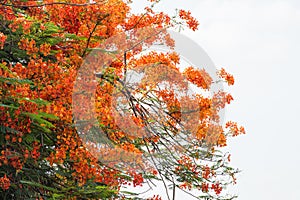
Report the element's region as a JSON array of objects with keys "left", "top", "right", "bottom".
[{"left": 0, "top": 0, "right": 245, "bottom": 199}]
